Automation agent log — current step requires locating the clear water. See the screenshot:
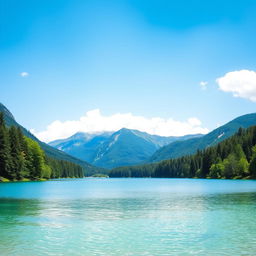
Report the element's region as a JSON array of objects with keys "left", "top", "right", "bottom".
[{"left": 0, "top": 178, "right": 256, "bottom": 256}]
